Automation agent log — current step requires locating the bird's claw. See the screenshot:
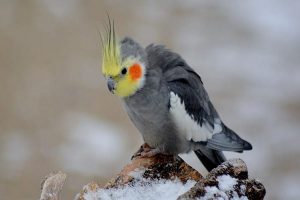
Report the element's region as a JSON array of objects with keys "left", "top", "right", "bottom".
[
  {"left": 140, "top": 148, "right": 161, "bottom": 157},
  {"left": 131, "top": 143, "right": 162, "bottom": 160},
  {"left": 131, "top": 144, "right": 144, "bottom": 160}
]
